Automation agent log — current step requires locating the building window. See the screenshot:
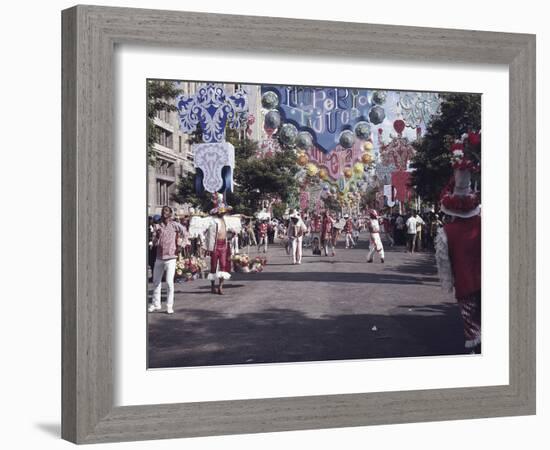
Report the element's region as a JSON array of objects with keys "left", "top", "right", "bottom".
[
  {"left": 156, "top": 180, "right": 172, "bottom": 206},
  {"left": 155, "top": 109, "right": 170, "bottom": 122},
  {"left": 155, "top": 126, "right": 173, "bottom": 148},
  {"left": 157, "top": 160, "right": 175, "bottom": 177}
]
